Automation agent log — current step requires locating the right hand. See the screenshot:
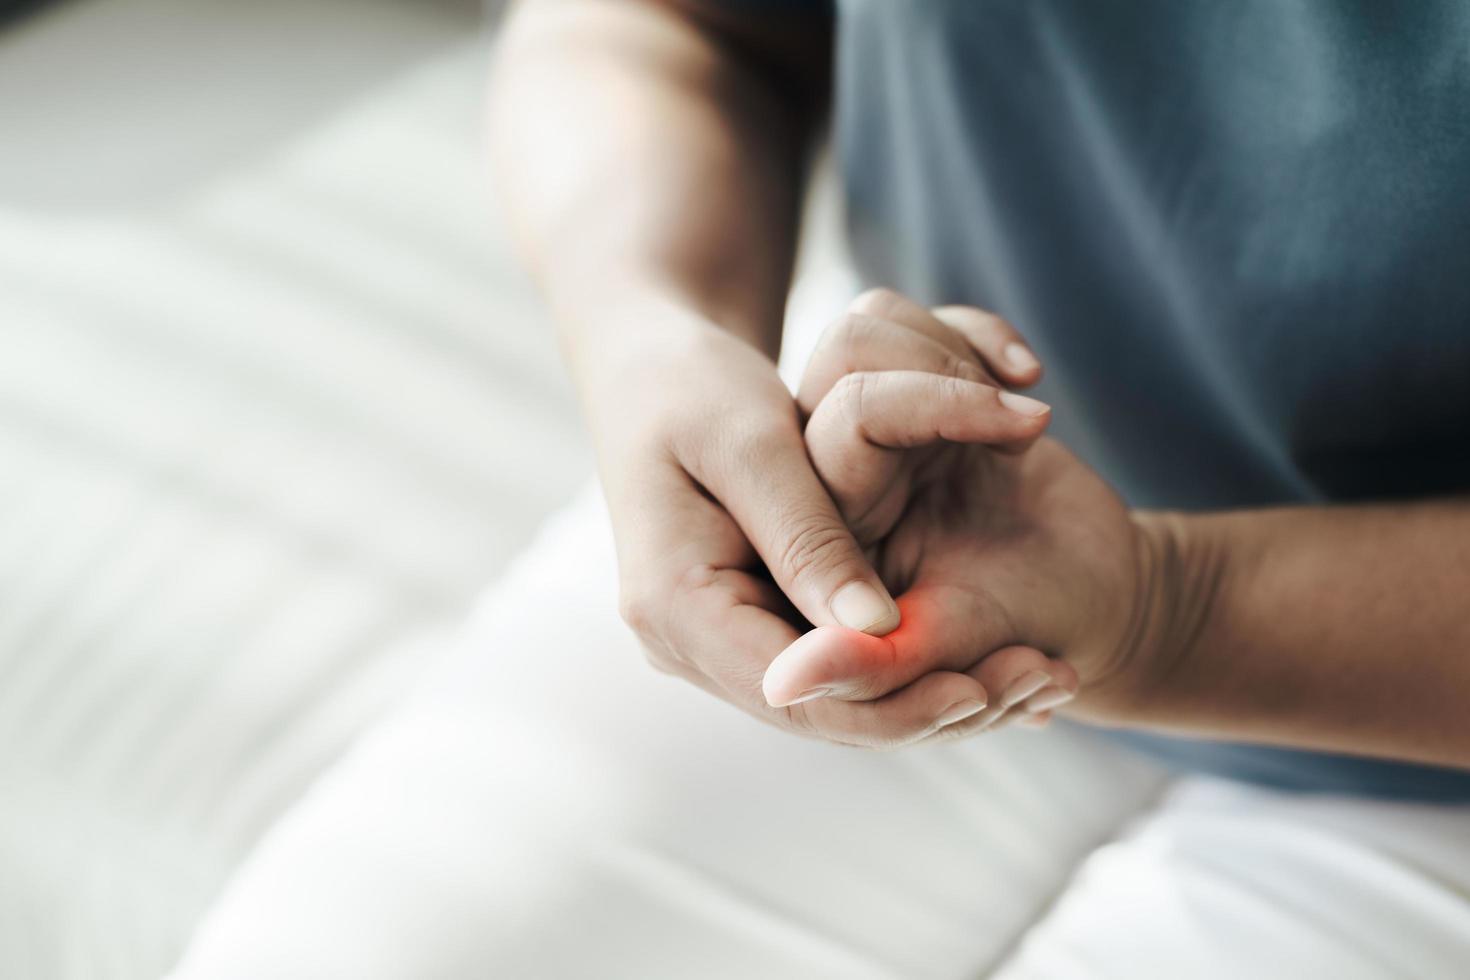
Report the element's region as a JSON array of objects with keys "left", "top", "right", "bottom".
[
  {"left": 584, "top": 291, "right": 1045, "bottom": 748},
  {"left": 761, "top": 289, "right": 1076, "bottom": 734},
  {"left": 763, "top": 291, "right": 1124, "bottom": 735}
]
